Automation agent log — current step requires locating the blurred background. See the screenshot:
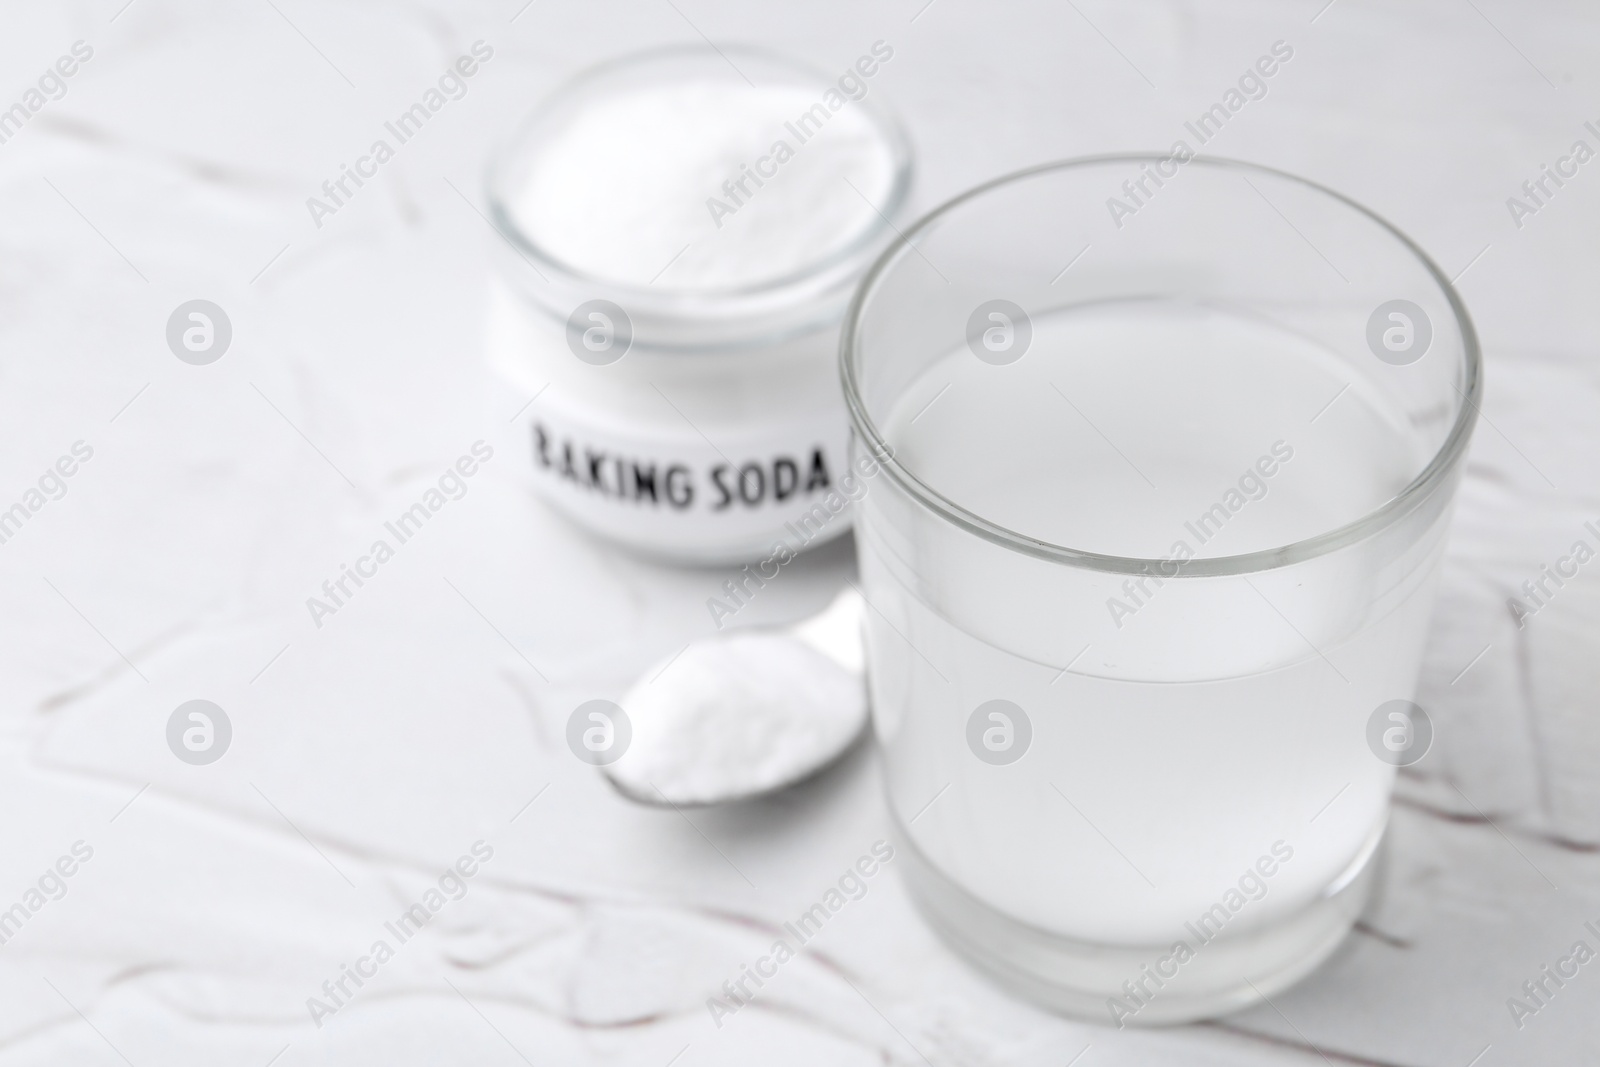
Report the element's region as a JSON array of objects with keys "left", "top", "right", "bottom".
[{"left": 1, "top": 0, "right": 1598, "bottom": 1063}]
